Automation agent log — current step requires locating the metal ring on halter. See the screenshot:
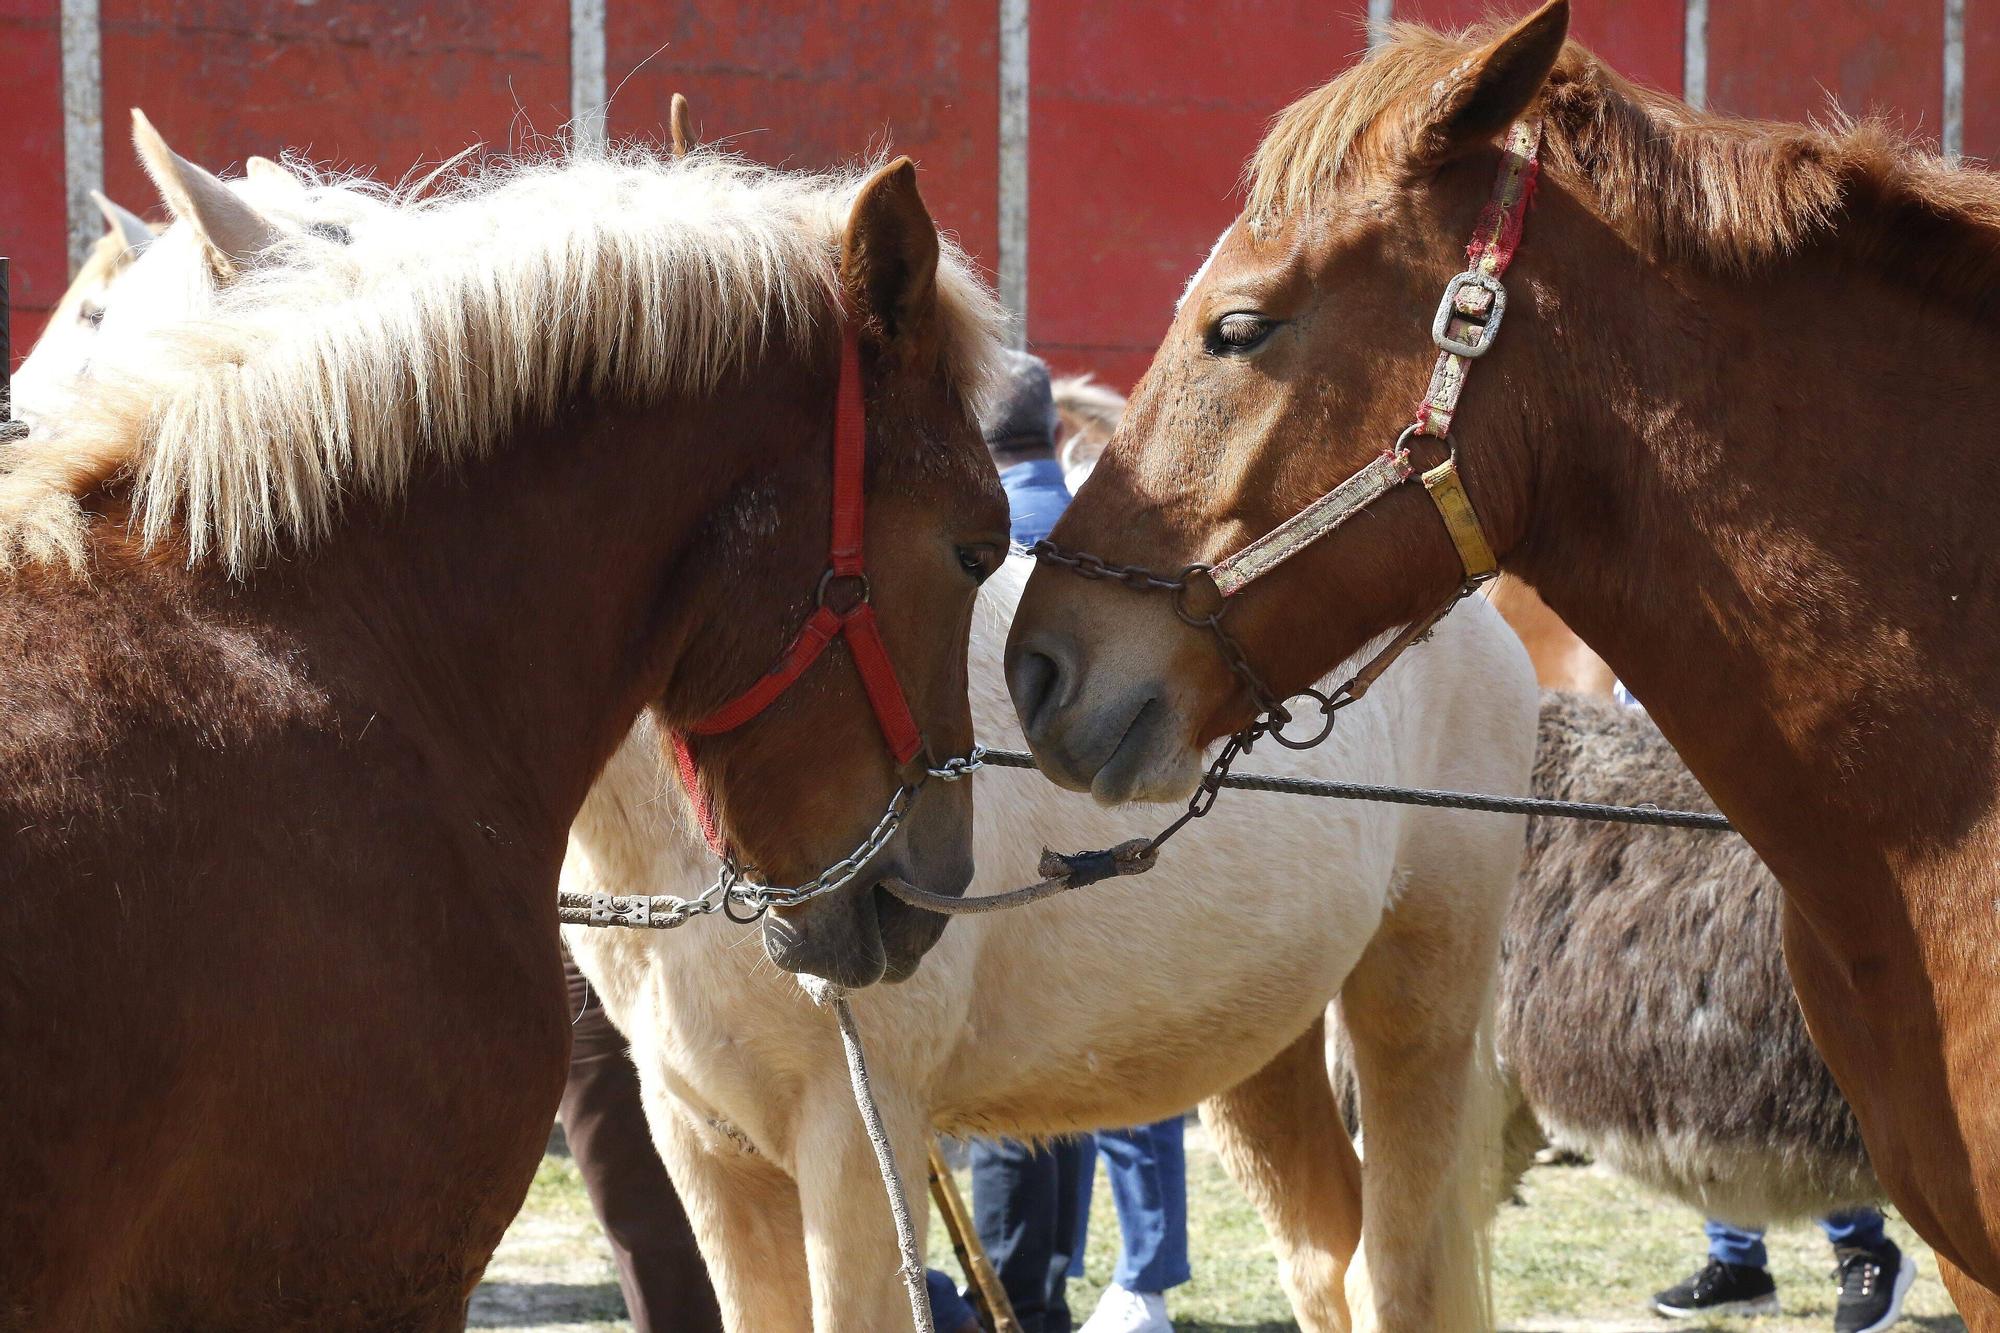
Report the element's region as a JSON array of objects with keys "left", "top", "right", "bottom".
[
  {"left": 815, "top": 568, "right": 872, "bottom": 612},
  {"left": 1171, "top": 564, "right": 1226, "bottom": 627},
  {"left": 723, "top": 890, "right": 768, "bottom": 924},
  {"left": 1393, "top": 421, "right": 1447, "bottom": 456},
  {"left": 1266, "top": 687, "right": 1339, "bottom": 750}
]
